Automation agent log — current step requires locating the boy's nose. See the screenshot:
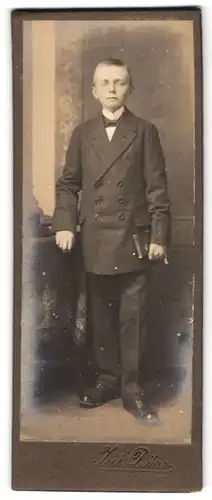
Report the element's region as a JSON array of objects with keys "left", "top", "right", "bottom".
[{"left": 108, "top": 83, "right": 116, "bottom": 93}]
